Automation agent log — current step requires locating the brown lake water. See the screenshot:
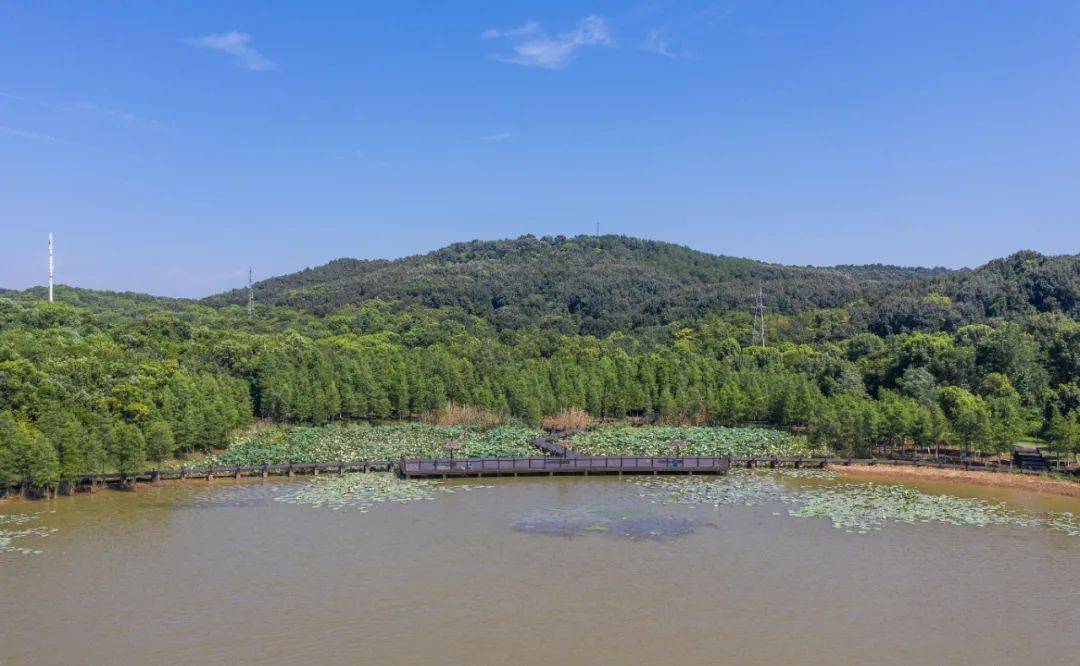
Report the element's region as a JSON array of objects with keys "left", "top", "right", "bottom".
[{"left": 2, "top": 473, "right": 1079, "bottom": 665}]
